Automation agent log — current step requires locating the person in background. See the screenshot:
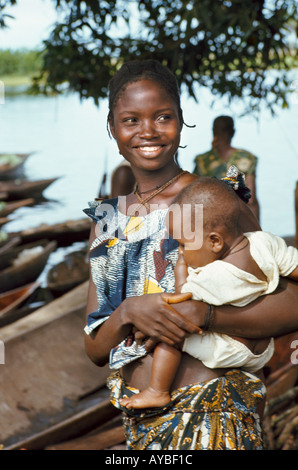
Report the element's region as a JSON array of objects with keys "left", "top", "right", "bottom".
[
  {"left": 110, "top": 161, "right": 136, "bottom": 198},
  {"left": 193, "top": 115, "right": 260, "bottom": 221}
]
